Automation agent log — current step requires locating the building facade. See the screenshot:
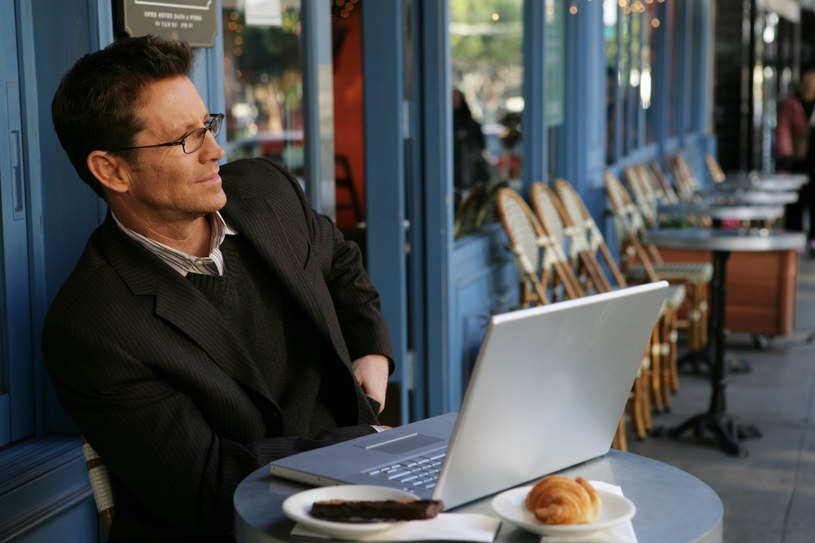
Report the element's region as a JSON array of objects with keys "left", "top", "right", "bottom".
[{"left": 1, "top": 0, "right": 808, "bottom": 540}]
